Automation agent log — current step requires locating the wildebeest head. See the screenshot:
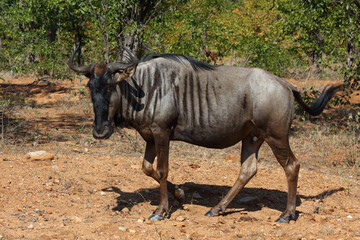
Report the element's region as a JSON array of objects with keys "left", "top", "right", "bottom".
[{"left": 68, "top": 46, "right": 138, "bottom": 139}]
